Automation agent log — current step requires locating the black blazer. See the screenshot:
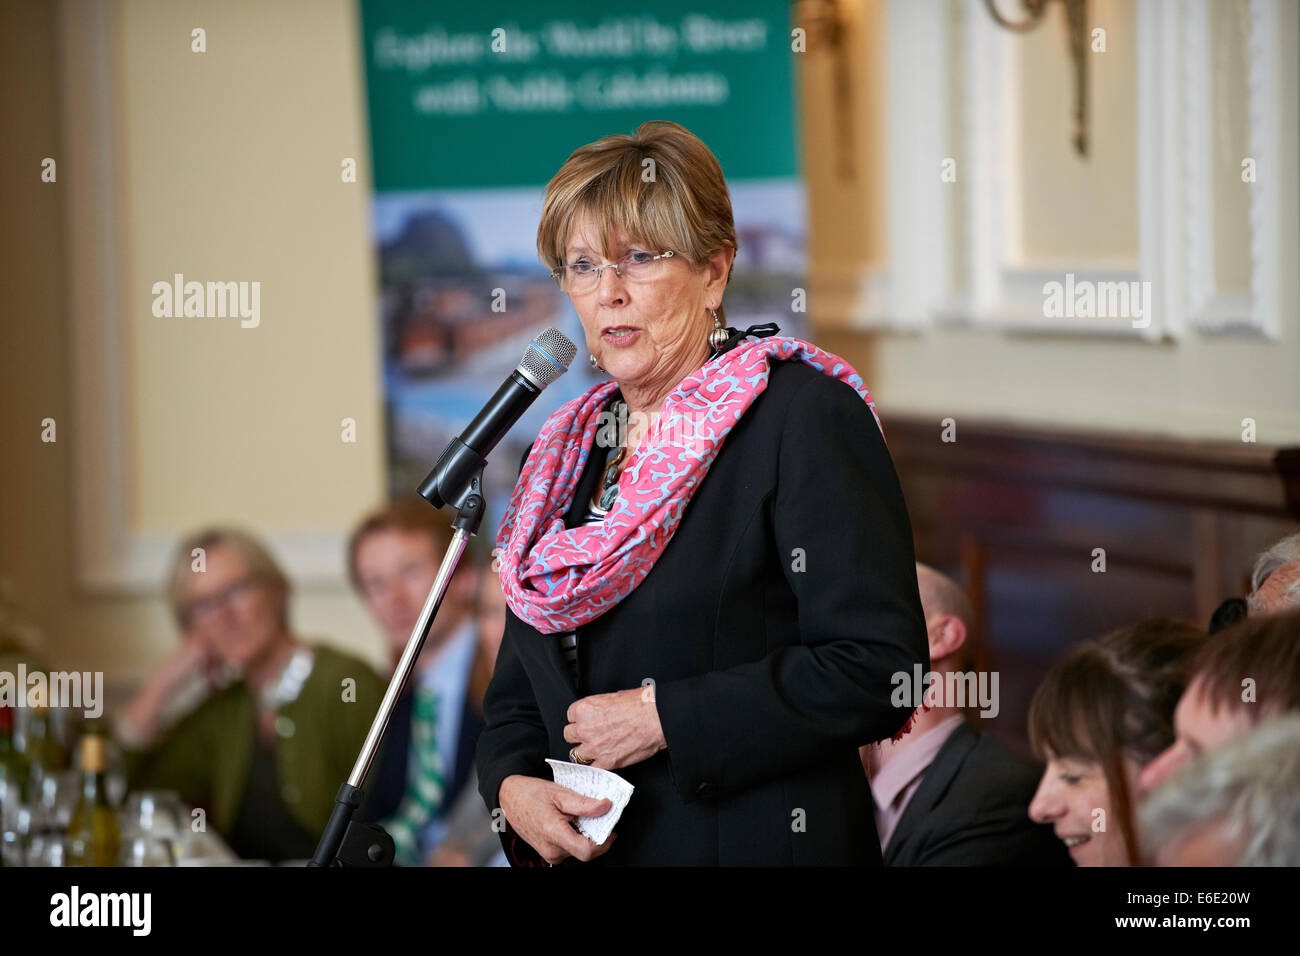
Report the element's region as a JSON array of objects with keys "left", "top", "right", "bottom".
[
  {"left": 476, "top": 359, "right": 929, "bottom": 865},
  {"left": 883, "top": 720, "right": 1074, "bottom": 867}
]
